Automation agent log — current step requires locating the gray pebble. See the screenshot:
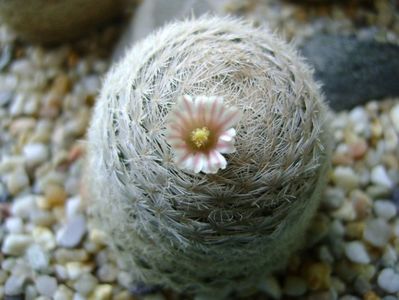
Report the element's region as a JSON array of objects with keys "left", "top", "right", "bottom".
[
  {"left": 344, "top": 241, "right": 370, "bottom": 264},
  {"left": 374, "top": 200, "right": 397, "bottom": 220},
  {"left": 377, "top": 268, "right": 399, "bottom": 293},
  {"left": 97, "top": 263, "right": 118, "bottom": 283},
  {"left": 26, "top": 244, "right": 49, "bottom": 271}
]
